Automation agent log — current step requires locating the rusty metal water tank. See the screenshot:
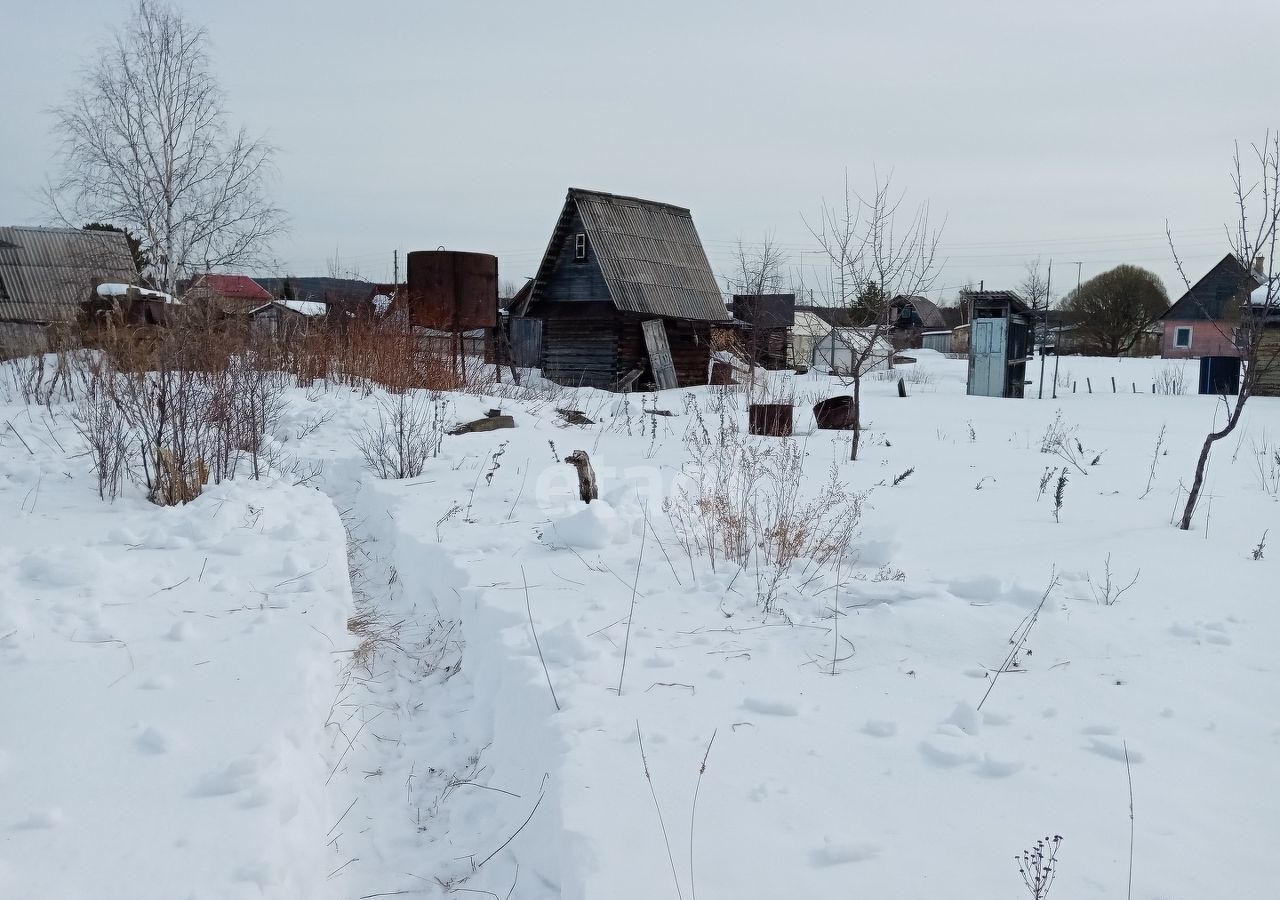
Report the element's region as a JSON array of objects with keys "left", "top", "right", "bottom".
[{"left": 405, "top": 250, "right": 498, "bottom": 331}]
